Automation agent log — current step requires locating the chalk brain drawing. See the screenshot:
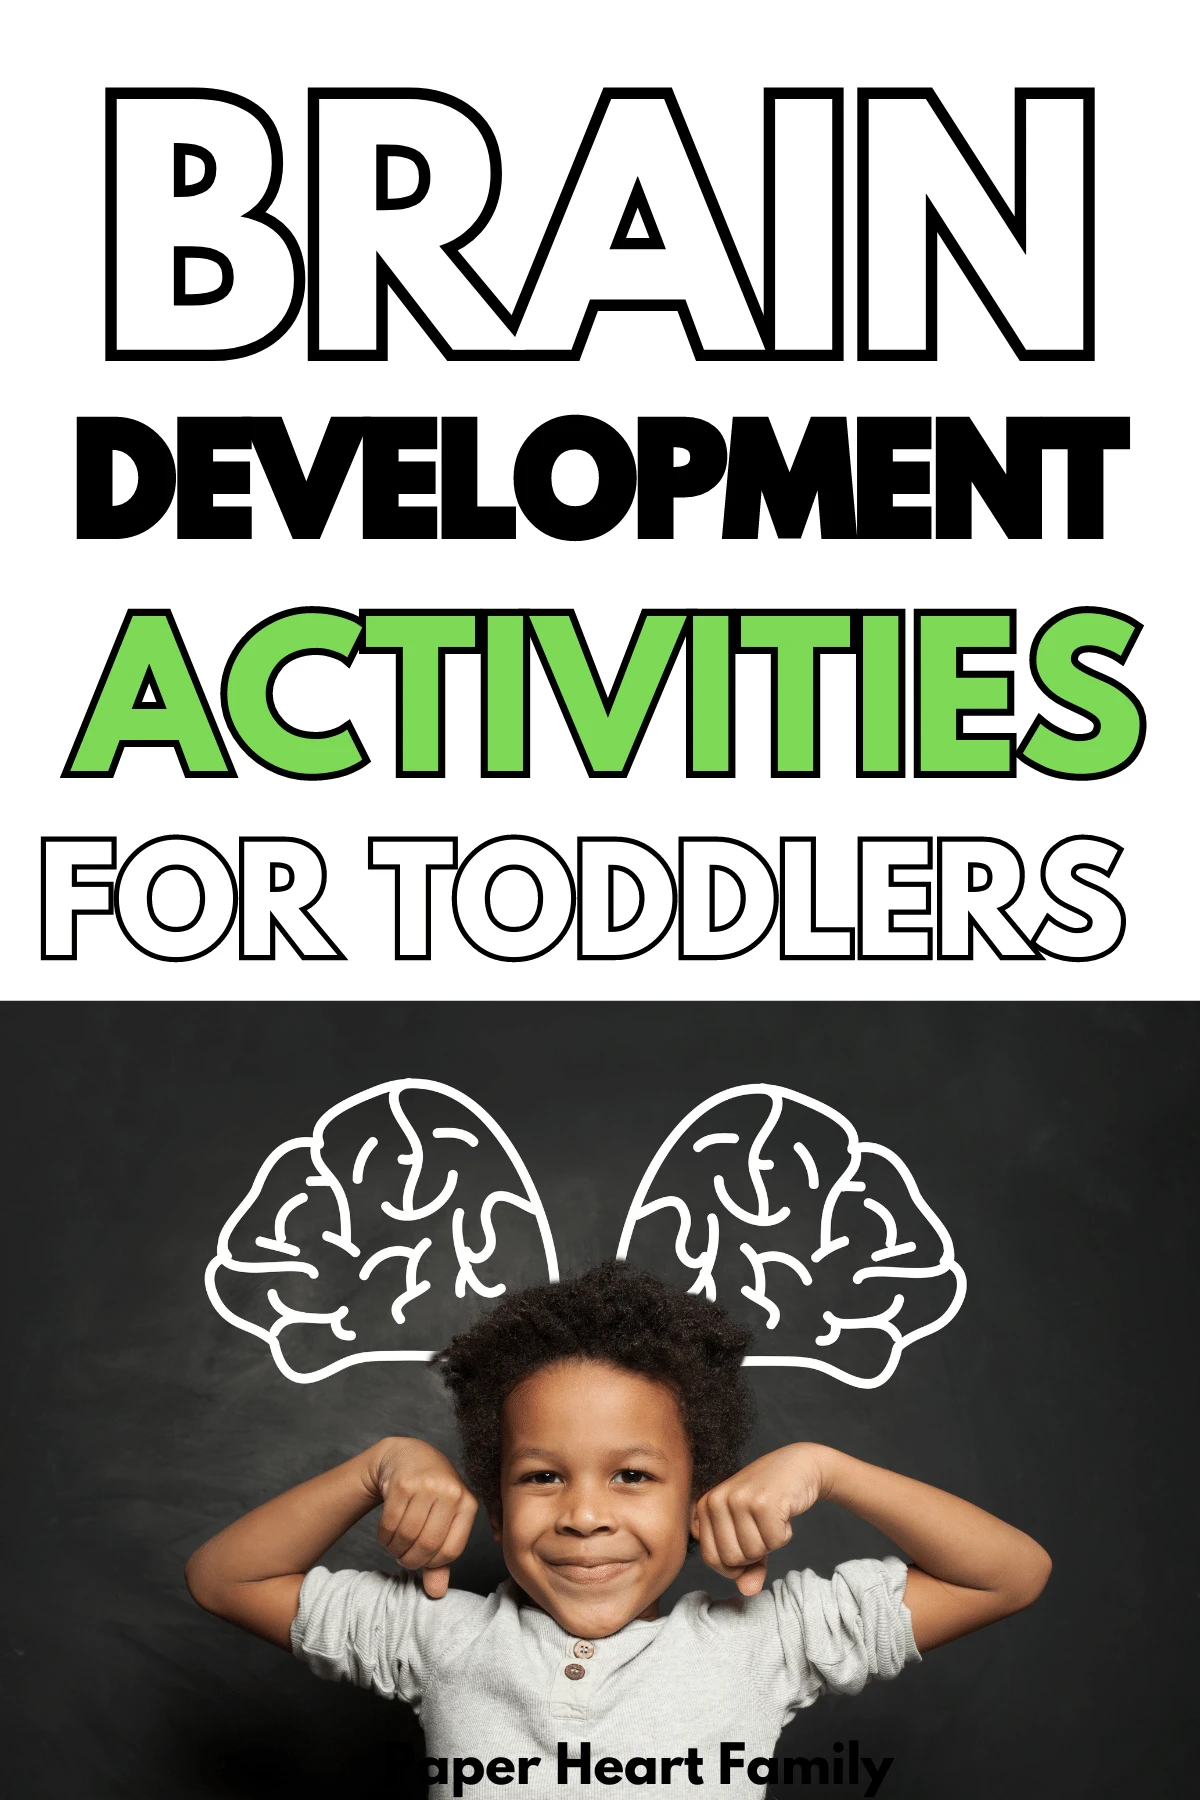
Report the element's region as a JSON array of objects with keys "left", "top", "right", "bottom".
[
  {"left": 205, "top": 1080, "right": 558, "bottom": 1383},
  {"left": 617, "top": 1085, "right": 965, "bottom": 1387}
]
